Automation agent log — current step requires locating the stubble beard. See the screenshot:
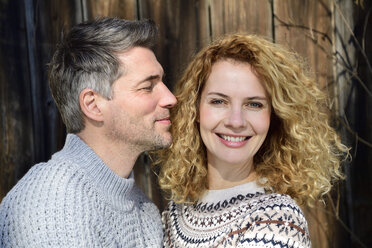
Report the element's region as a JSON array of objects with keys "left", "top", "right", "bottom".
[
  {"left": 106, "top": 114, "right": 172, "bottom": 154},
  {"left": 148, "top": 131, "right": 172, "bottom": 151}
]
